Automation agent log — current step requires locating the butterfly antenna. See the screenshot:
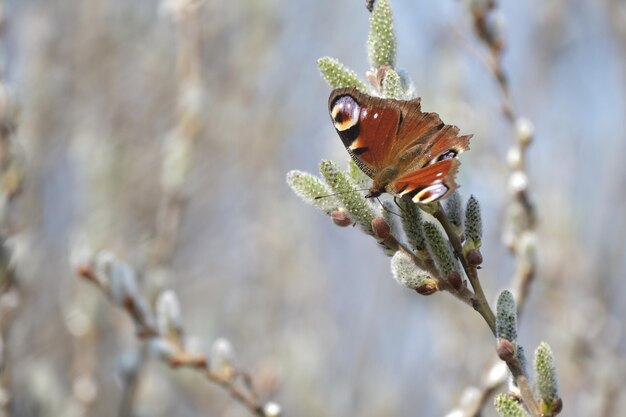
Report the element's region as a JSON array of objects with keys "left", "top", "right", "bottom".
[
  {"left": 314, "top": 188, "right": 370, "bottom": 200},
  {"left": 379, "top": 197, "right": 402, "bottom": 217},
  {"left": 393, "top": 196, "right": 403, "bottom": 211},
  {"left": 392, "top": 196, "right": 411, "bottom": 218}
]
